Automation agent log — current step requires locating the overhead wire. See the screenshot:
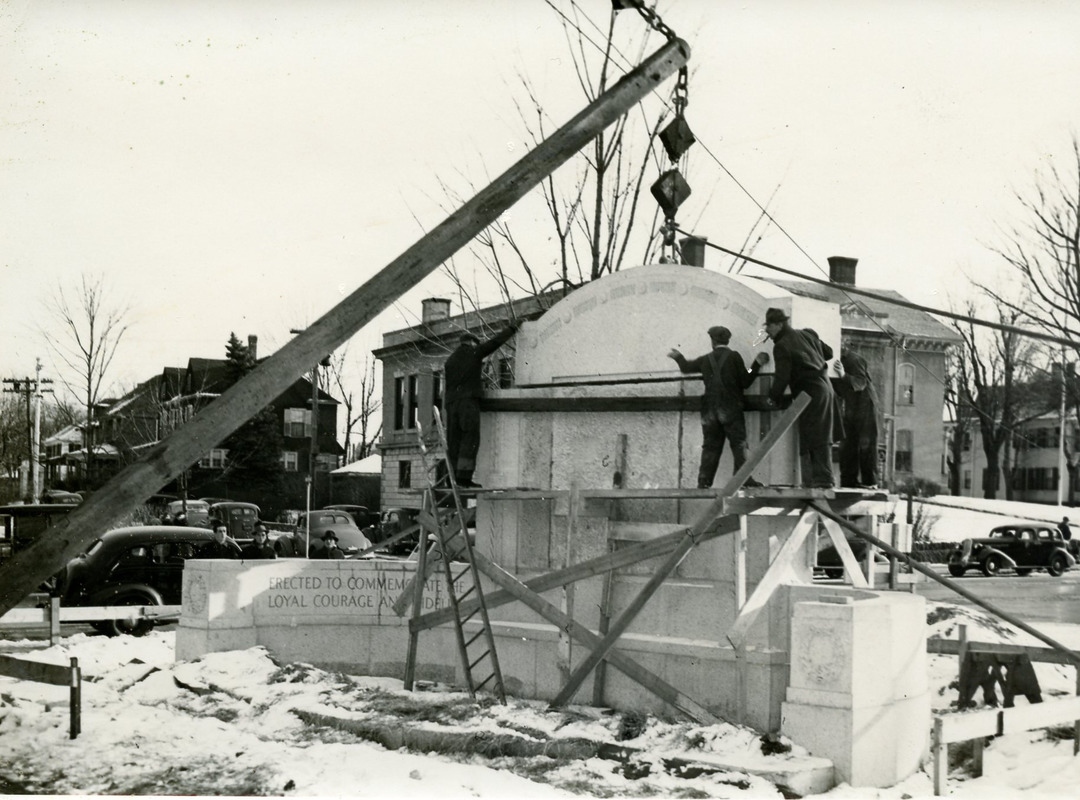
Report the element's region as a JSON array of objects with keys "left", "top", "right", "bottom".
[{"left": 537, "top": 2, "right": 1066, "bottom": 470}]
